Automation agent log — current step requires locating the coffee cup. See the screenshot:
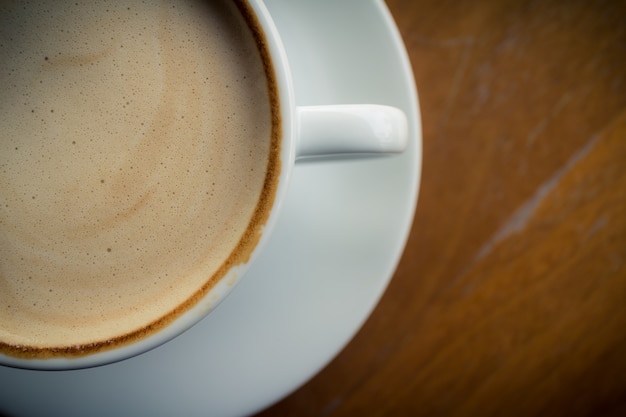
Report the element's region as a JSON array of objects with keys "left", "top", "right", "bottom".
[{"left": 0, "top": 0, "right": 407, "bottom": 370}]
